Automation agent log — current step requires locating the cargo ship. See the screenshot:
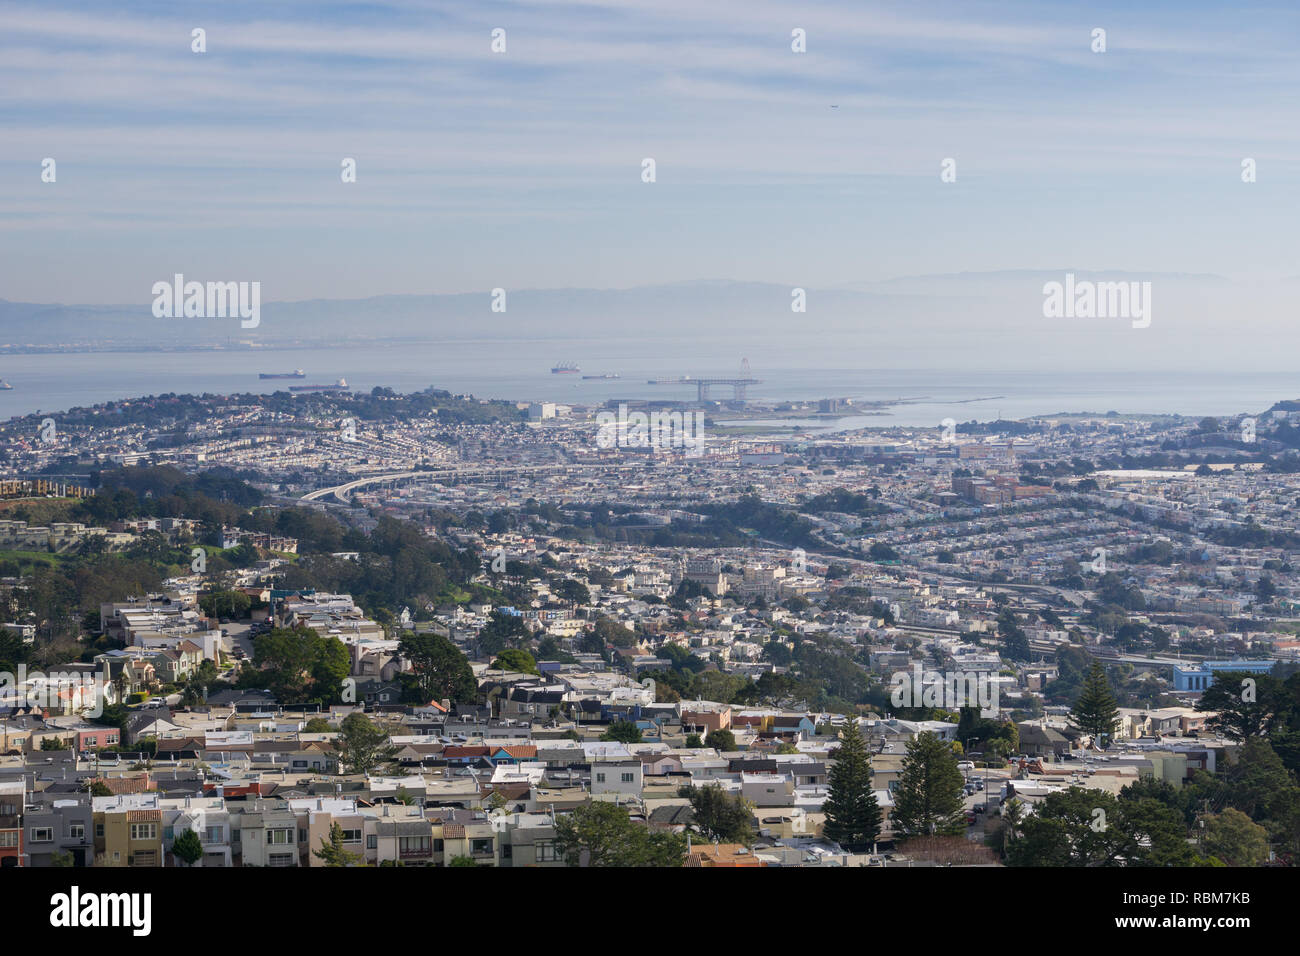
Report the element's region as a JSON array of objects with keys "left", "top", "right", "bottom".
[
  {"left": 289, "top": 378, "right": 349, "bottom": 393},
  {"left": 260, "top": 369, "right": 306, "bottom": 379},
  {"left": 582, "top": 373, "right": 619, "bottom": 380},
  {"left": 551, "top": 362, "right": 581, "bottom": 374},
  {"left": 0, "top": 380, "right": 12, "bottom": 390}
]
